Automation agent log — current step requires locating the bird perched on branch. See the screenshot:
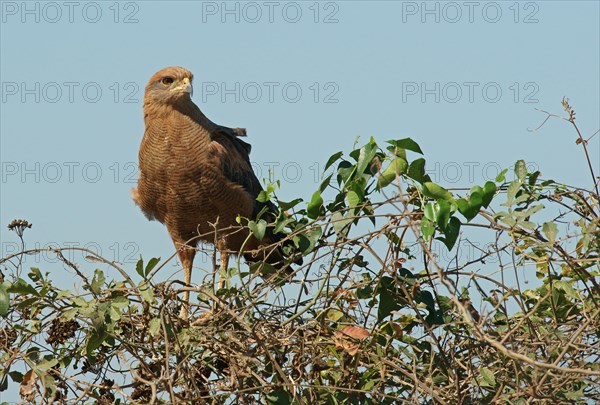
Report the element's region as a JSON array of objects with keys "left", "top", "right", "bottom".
[{"left": 132, "top": 66, "right": 297, "bottom": 319}]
